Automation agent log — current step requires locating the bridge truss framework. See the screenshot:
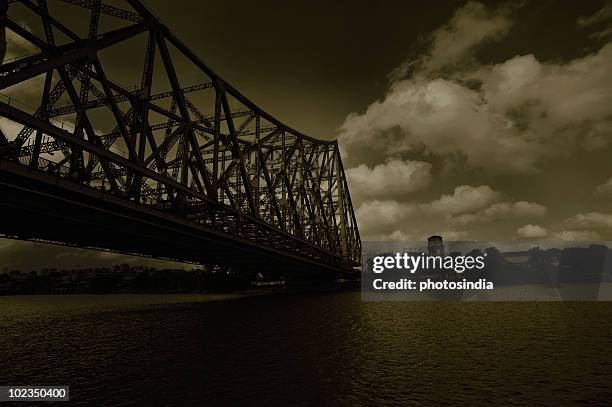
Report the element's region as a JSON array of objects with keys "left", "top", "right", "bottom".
[{"left": 0, "top": 0, "right": 361, "bottom": 275}]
